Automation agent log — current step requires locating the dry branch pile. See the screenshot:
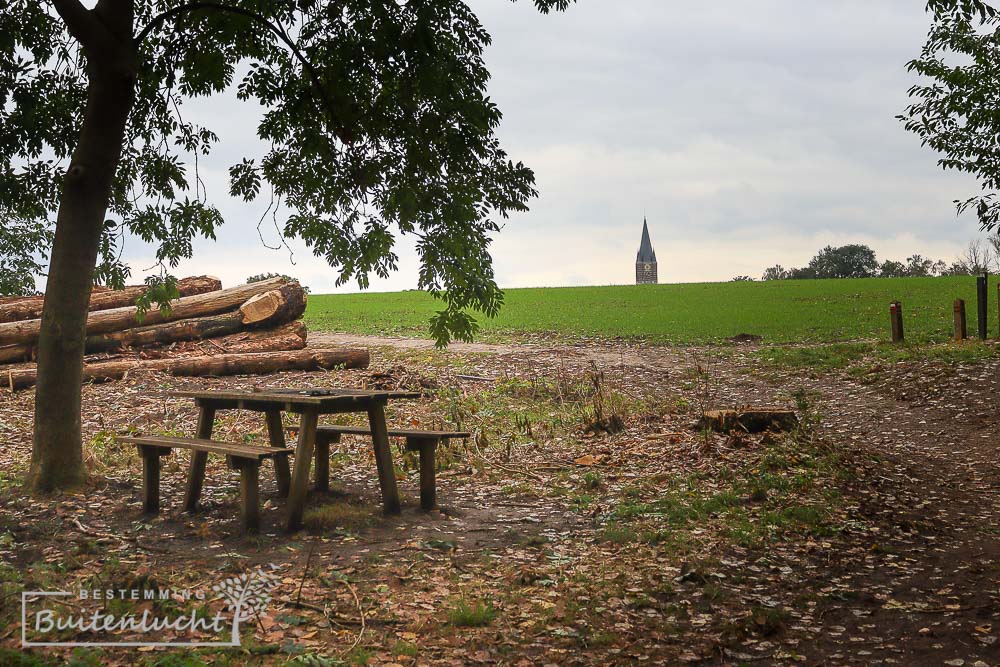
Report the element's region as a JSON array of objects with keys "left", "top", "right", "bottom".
[{"left": 0, "top": 277, "right": 368, "bottom": 390}]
